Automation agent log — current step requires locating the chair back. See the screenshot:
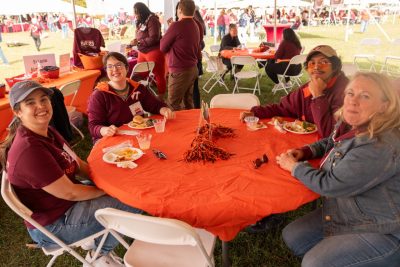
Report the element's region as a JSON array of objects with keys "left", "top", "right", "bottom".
[
  {"left": 360, "top": 38, "right": 381, "bottom": 46},
  {"left": 131, "top": 61, "right": 155, "bottom": 74},
  {"left": 210, "top": 93, "right": 260, "bottom": 109},
  {"left": 231, "top": 55, "right": 256, "bottom": 66},
  {"left": 288, "top": 54, "right": 307, "bottom": 66},
  {"left": 209, "top": 44, "right": 220, "bottom": 55},
  {"left": 202, "top": 51, "right": 225, "bottom": 72},
  {"left": 59, "top": 80, "right": 81, "bottom": 107},
  {"left": 1, "top": 171, "right": 33, "bottom": 219},
  {"left": 342, "top": 63, "right": 358, "bottom": 77}
]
